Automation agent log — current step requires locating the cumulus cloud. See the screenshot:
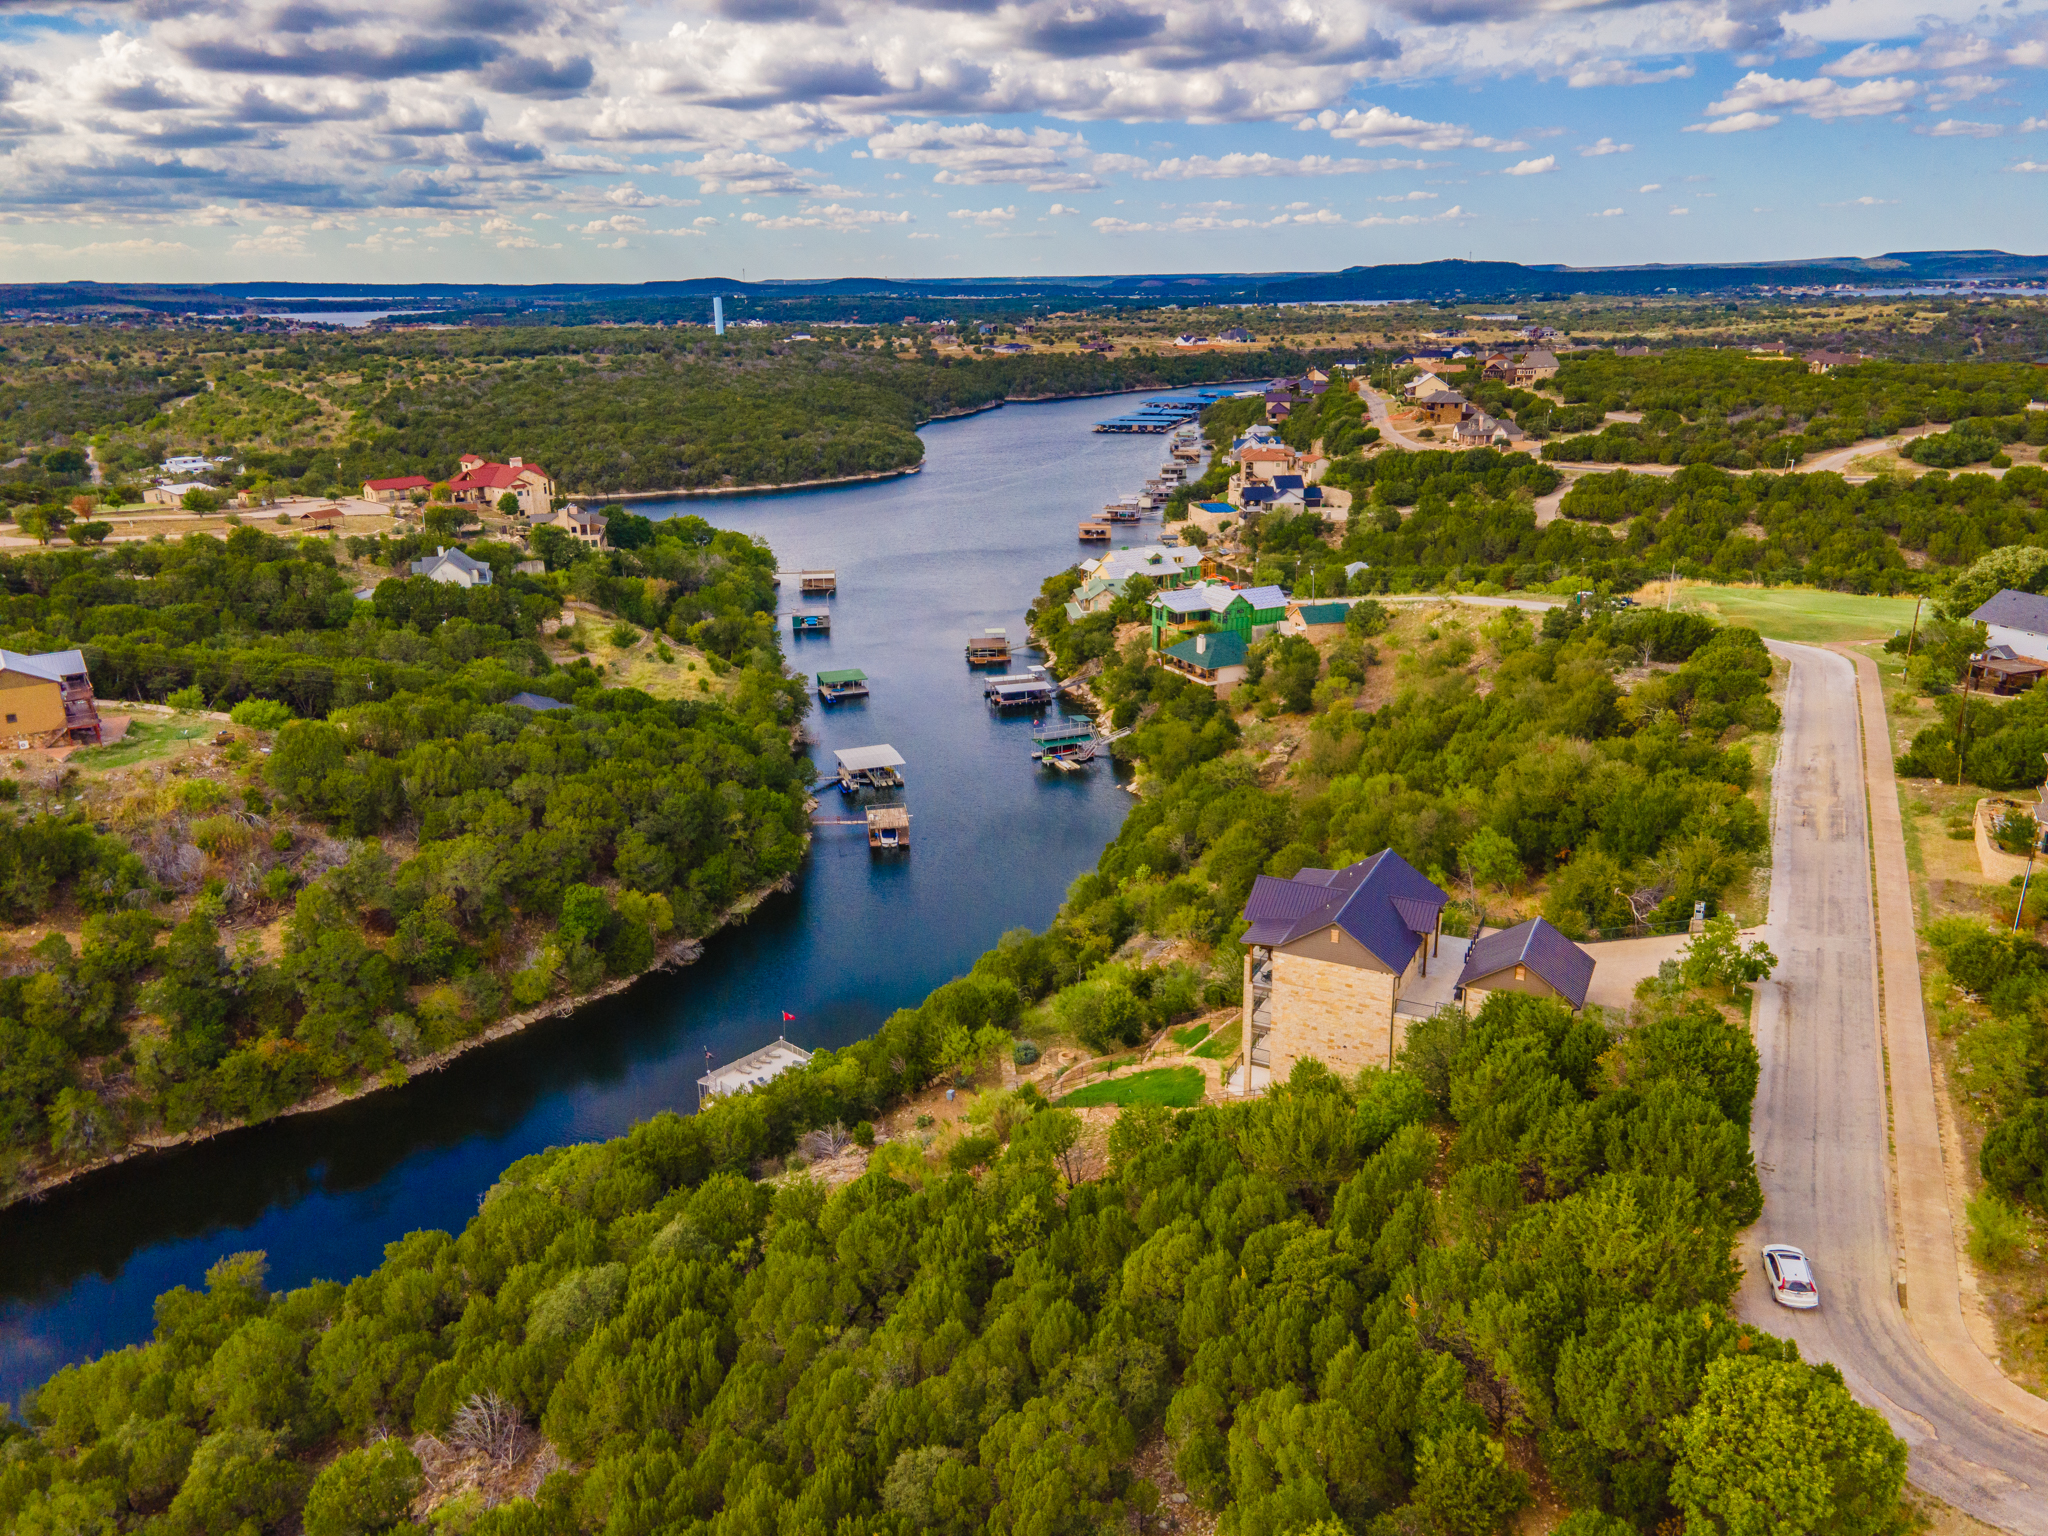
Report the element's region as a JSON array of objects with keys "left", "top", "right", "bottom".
[
  {"left": 868, "top": 120, "right": 1100, "bottom": 190},
  {"left": 1698, "top": 71, "right": 1919, "bottom": 124},
  {"left": 670, "top": 149, "right": 820, "bottom": 195},
  {"left": 1565, "top": 59, "right": 1693, "bottom": 88},
  {"left": 1593, "top": 206, "right": 1623, "bottom": 216},
  {"left": 1924, "top": 119, "right": 2002, "bottom": 138},
  {"left": 1138, "top": 152, "right": 1422, "bottom": 179},
  {"left": 1577, "top": 137, "right": 1631, "bottom": 156},
  {"left": 1305, "top": 104, "right": 1524, "bottom": 152},
  {"left": 1090, "top": 200, "right": 1462, "bottom": 234},
  {"left": 948, "top": 204, "right": 1017, "bottom": 224},
  {"left": 1500, "top": 155, "right": 1554, "bottom": 175},
  {"left": 740, "top": 202, "right": 911, "bottom": 229}
]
